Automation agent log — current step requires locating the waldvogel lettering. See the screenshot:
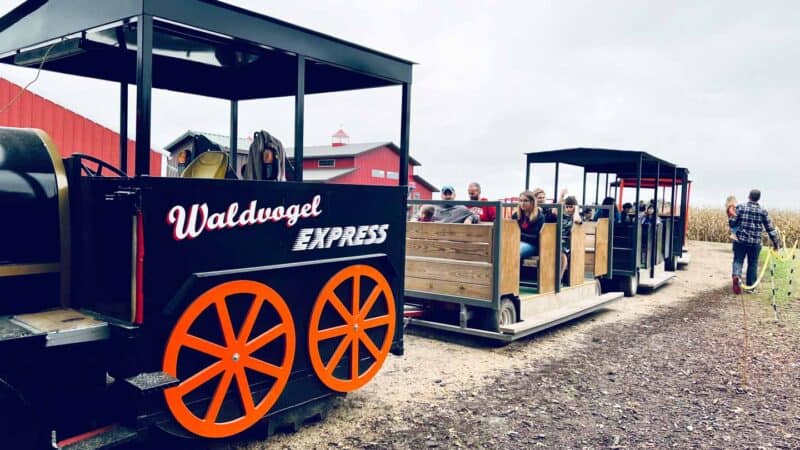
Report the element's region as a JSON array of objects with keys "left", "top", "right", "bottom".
[{"left": 167, "top": 195, "right": 322, "bottom": 241}]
